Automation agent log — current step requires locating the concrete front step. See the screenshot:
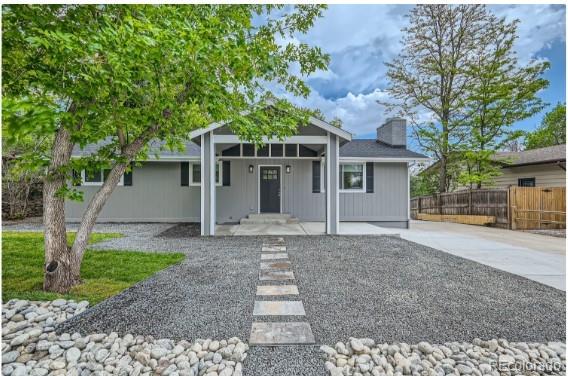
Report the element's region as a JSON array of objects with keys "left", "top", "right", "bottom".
[
  {"left": 249, "top": 213, "right": 291, "bottom": 220},
  {"left": 240, "top": 213, "right": 299, "bottom": 225},
  {"left": 241, "top": 218, "right": 288, "bottom": 225}
]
